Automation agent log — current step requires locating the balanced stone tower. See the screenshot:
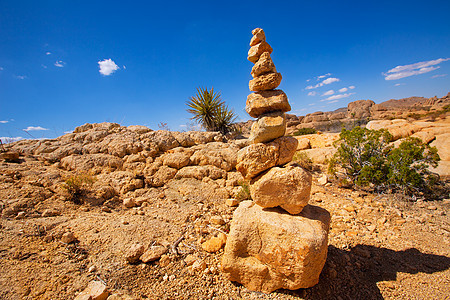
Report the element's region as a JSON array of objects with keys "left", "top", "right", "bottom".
[{"left": 221, "top": 28, "right": 331, "bottom": 293}]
